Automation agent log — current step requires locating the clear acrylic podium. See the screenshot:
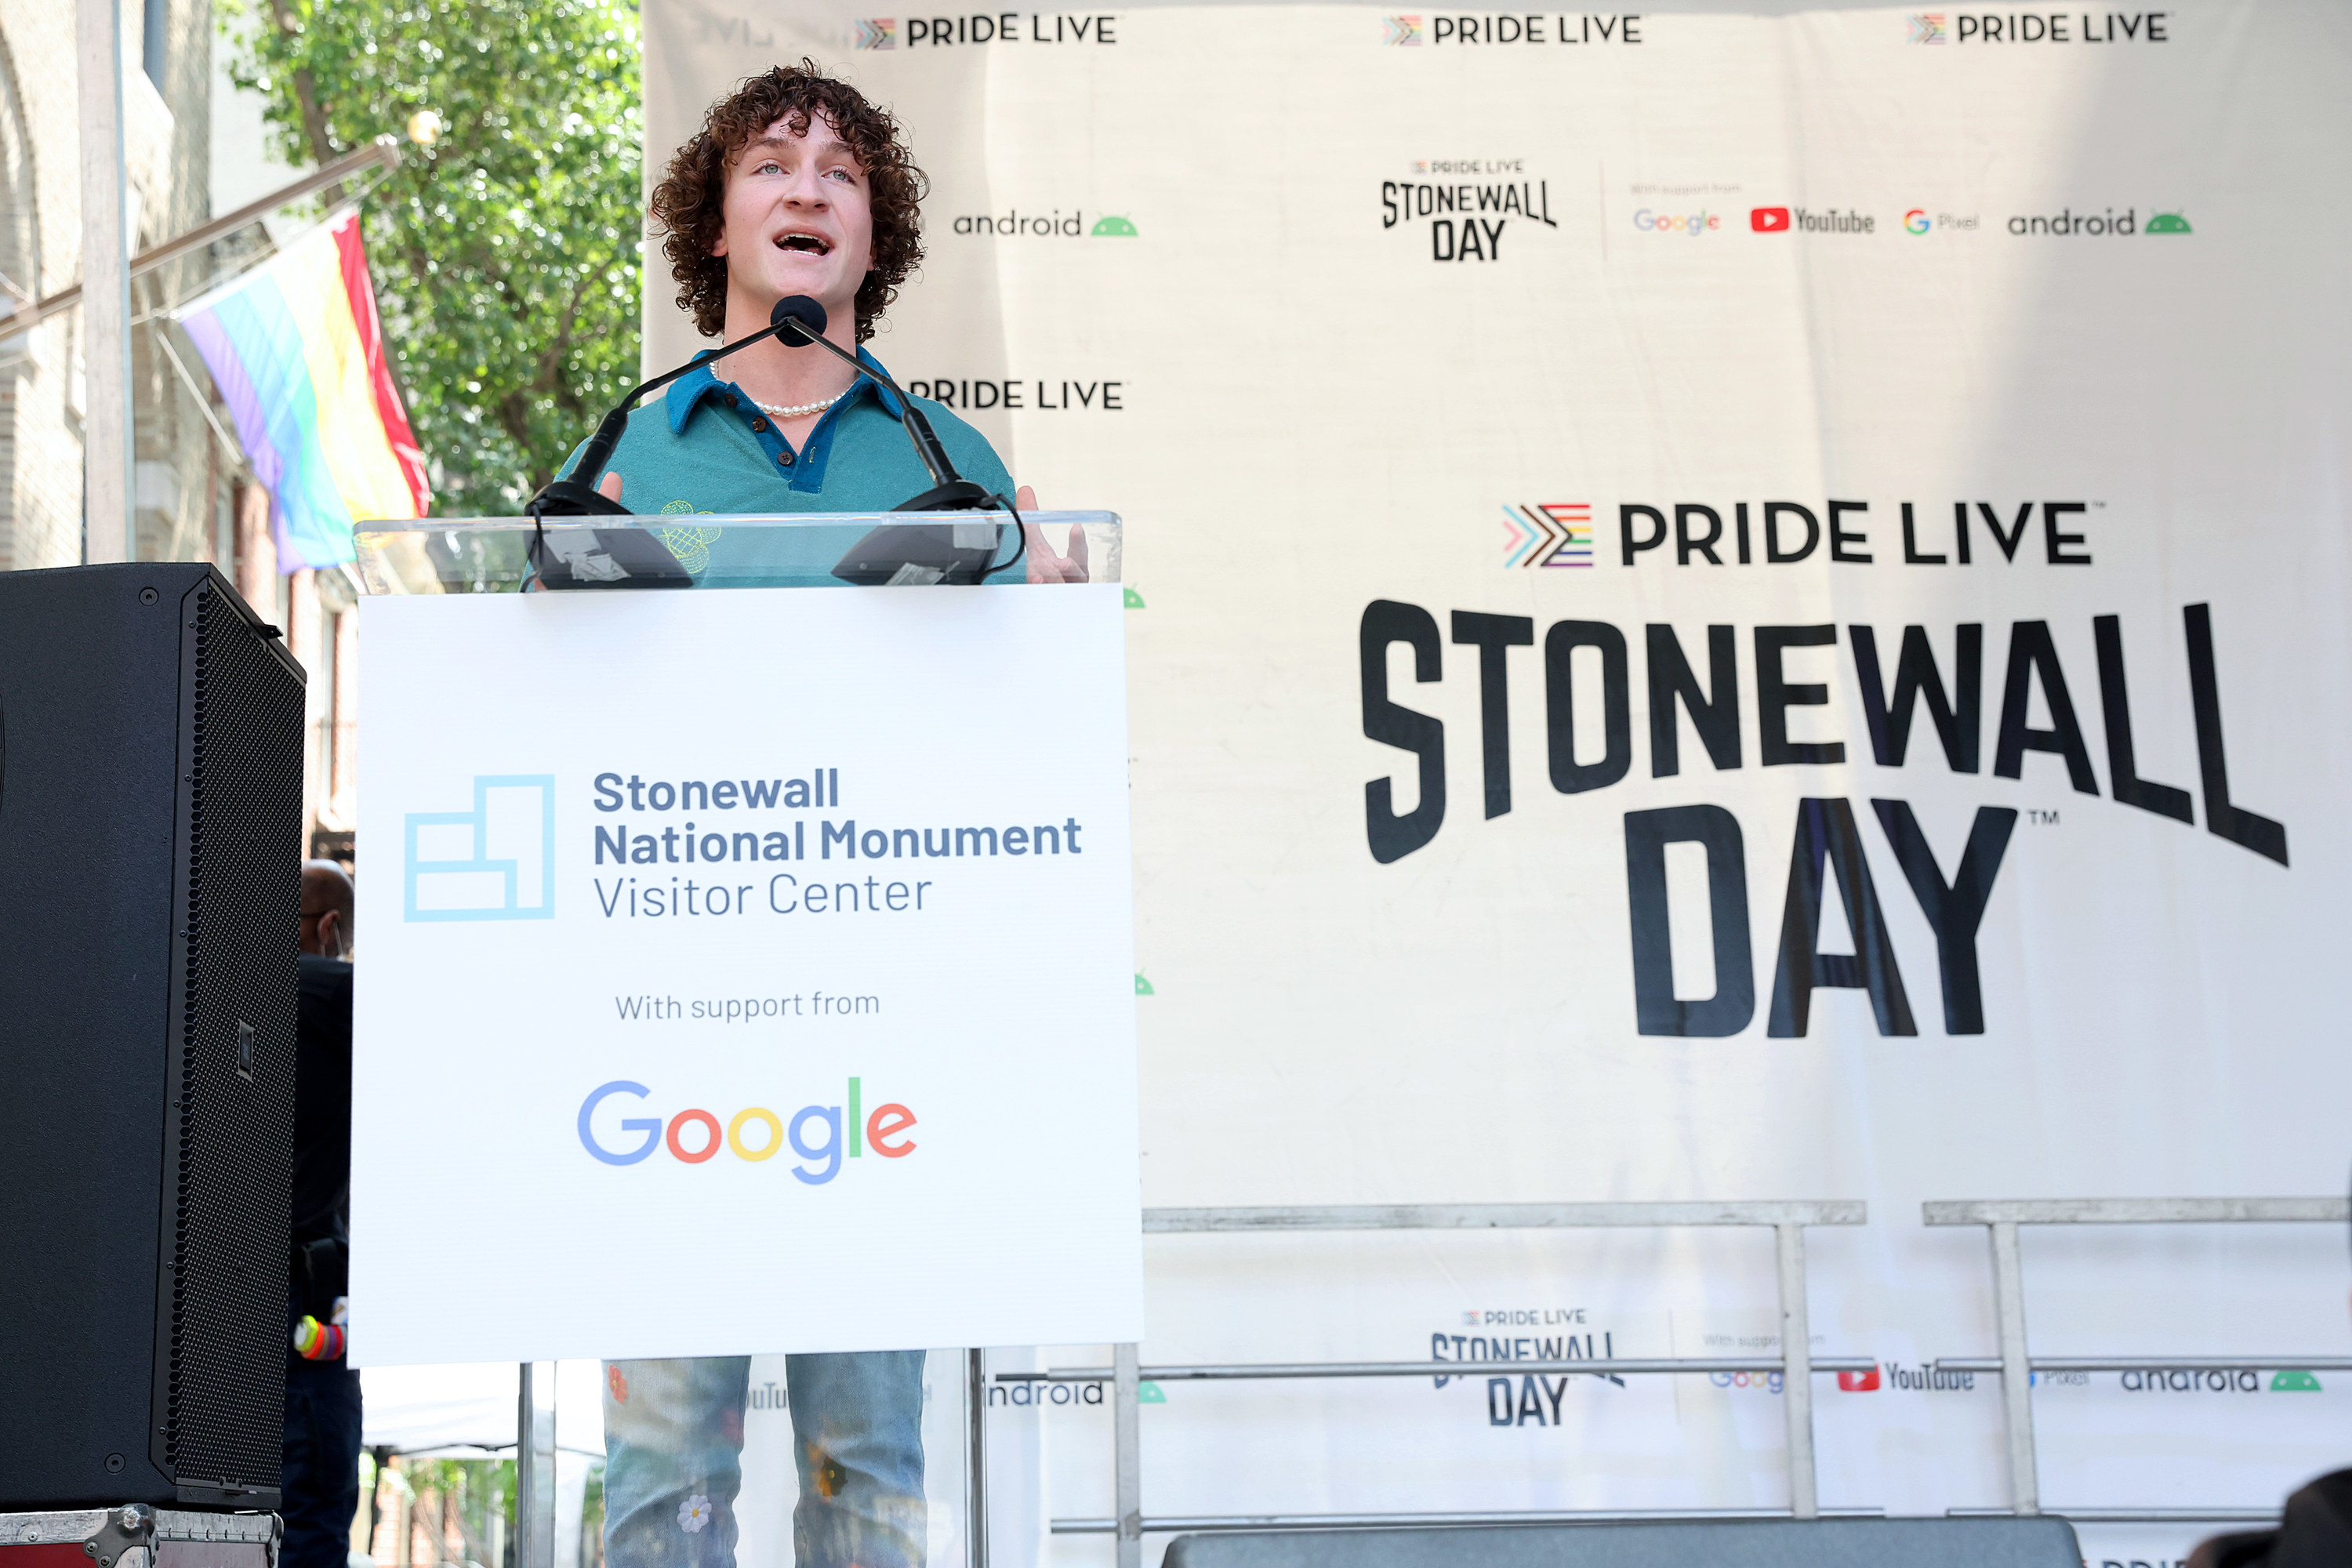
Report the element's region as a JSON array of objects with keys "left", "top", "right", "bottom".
[
  {"left": 352, "top": 509, "right": 1124, "bottom": 1568},
  {"left": 356, "top": 509, "right": 1122, "bottom": 595}
]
